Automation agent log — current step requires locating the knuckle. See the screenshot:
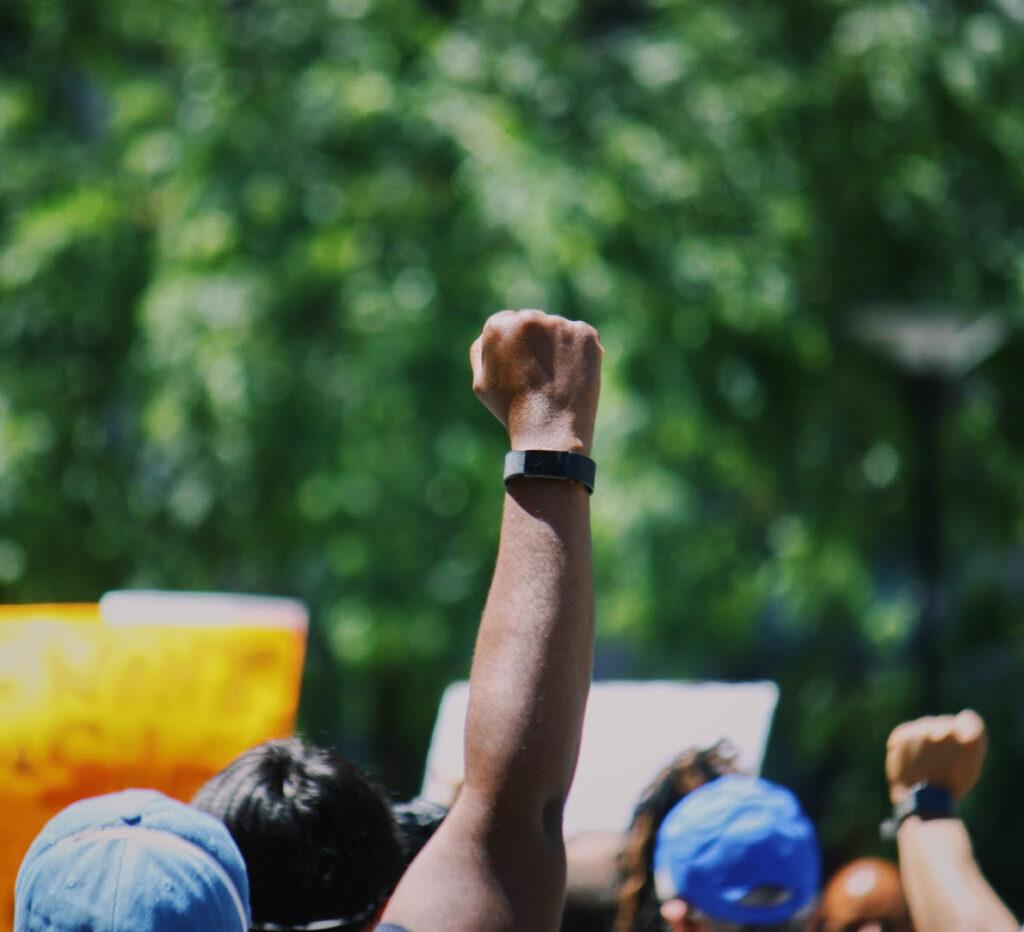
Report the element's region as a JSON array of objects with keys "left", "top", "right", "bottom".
[
  {"left": 900, "top": 718, "right": 925, "bottom": 737},
  {"left": 484, "top": 309, "right": 517, "bottom": 332},
  {"left": 524, "top": 309, "right": 557, "bottom": 327},
  {"left": 515, "top": 309, "right": 547, "bottom": 329},
  {"left": 957, "top": 709, "right": 985, "bottom": 738},
  {"left": 935, "top": 718, "right": 957, "bottom": 740}
]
